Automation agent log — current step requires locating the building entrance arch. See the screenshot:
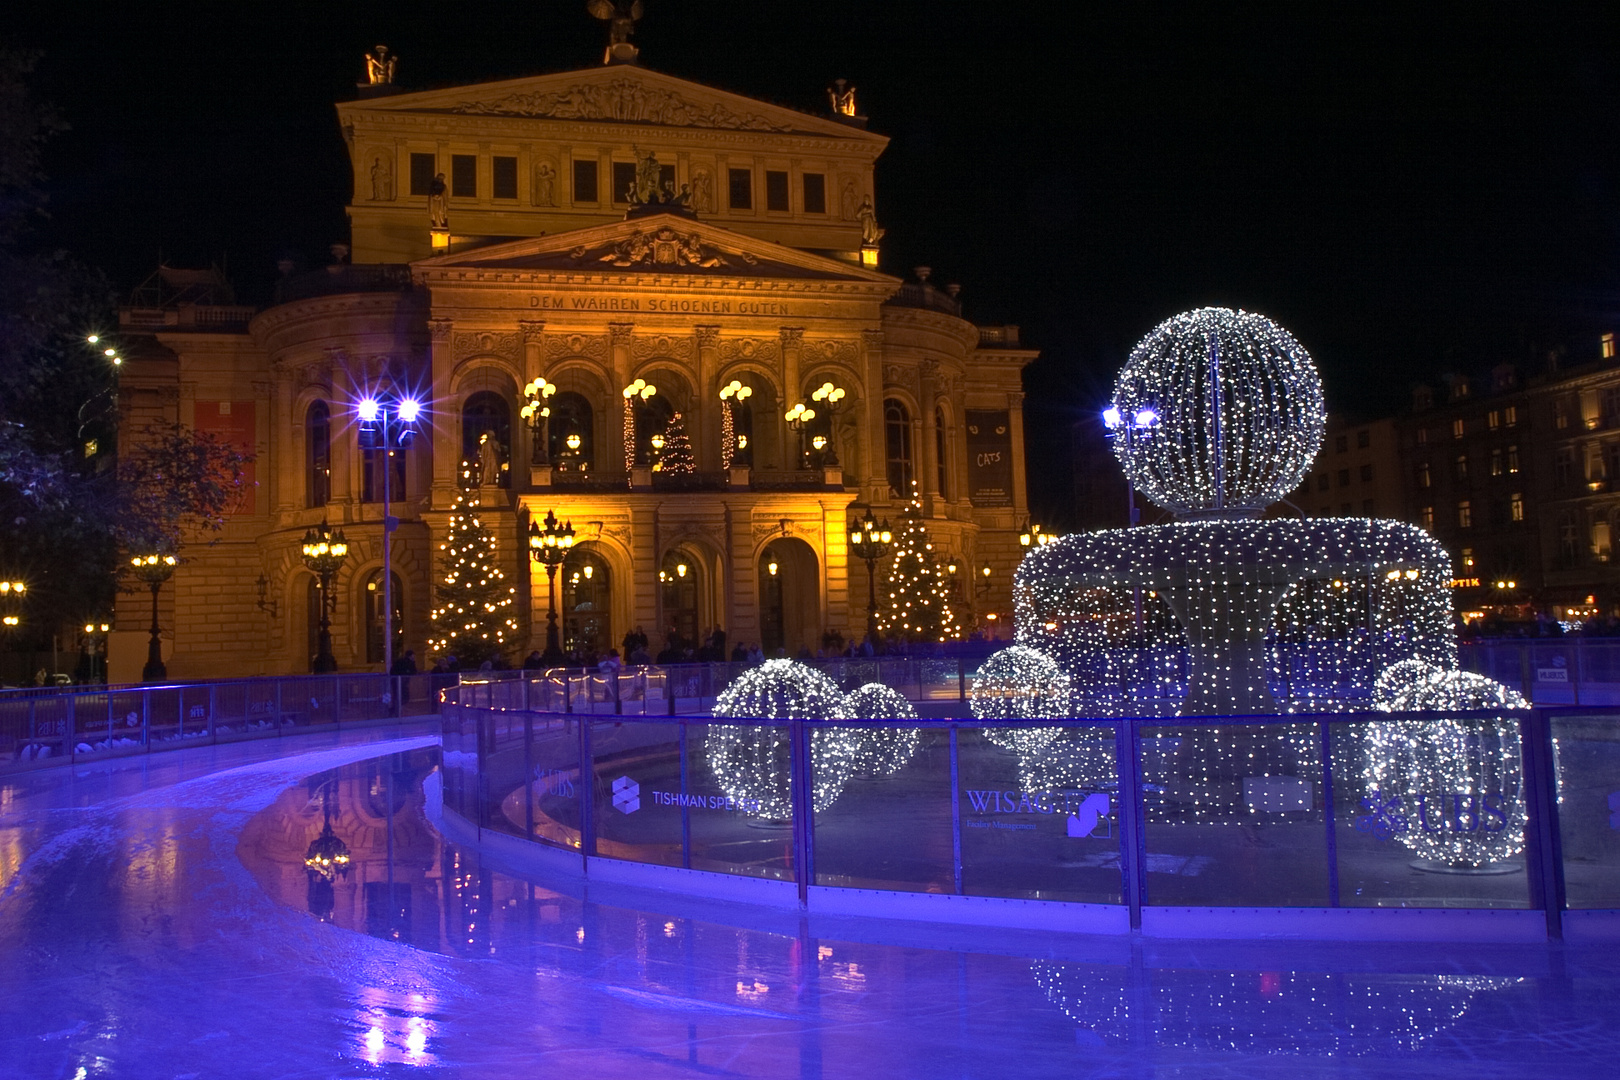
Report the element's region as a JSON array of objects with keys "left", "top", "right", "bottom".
[
  {"left": 759, "top": 538, "right": 820, "bottom": 657},
  {"left": 561, "top": 543, "right": 613, "bottom": 657}
]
